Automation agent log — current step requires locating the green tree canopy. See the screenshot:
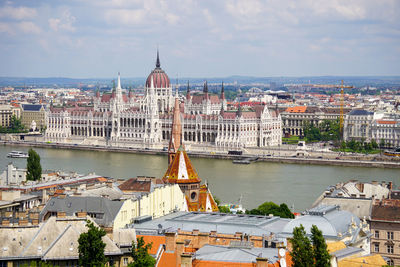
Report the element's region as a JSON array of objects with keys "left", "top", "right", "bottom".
[
  {"left": 246, "top": 201, "right": 294, "bottom": 219},
  {"left": 290, "top": 224, "right": 314, "bottom": 267},
  {"left": 26, "top": 148, "right": 42, "bottom": 181},
  {"left": 78, "top": 220, "right": 107, "bottom": 267},
  {"left": 128, "top": 237, "right": 156, "bottom": 267},
  {"left": 290, "top": 224, "right": 331, "bottom": 267},
  {"left": 311, "top": 225, "right": 330, "bottom": 267}
]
